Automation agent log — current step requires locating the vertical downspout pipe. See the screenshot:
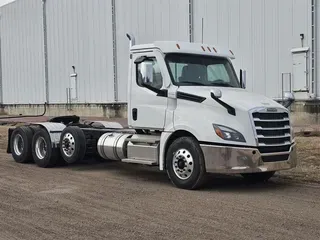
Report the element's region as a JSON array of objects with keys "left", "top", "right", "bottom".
[
  {"left": 311, "top": 0, "right": 318, "bottom": 99},
  {"left": 0, "top": 15, "right": 3, "bottom": 105},
  {"left": 188, "top": 0, "right": 194, "bottom": 42},
  {"left": 42, "top": 0, "right": 49, "bottom": 104},
  {"left": 314, "top": 0, "right": 318, "bottom": 99},
  {"left": 111, "top": 0, "right": 118, "bottom": 102}
]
